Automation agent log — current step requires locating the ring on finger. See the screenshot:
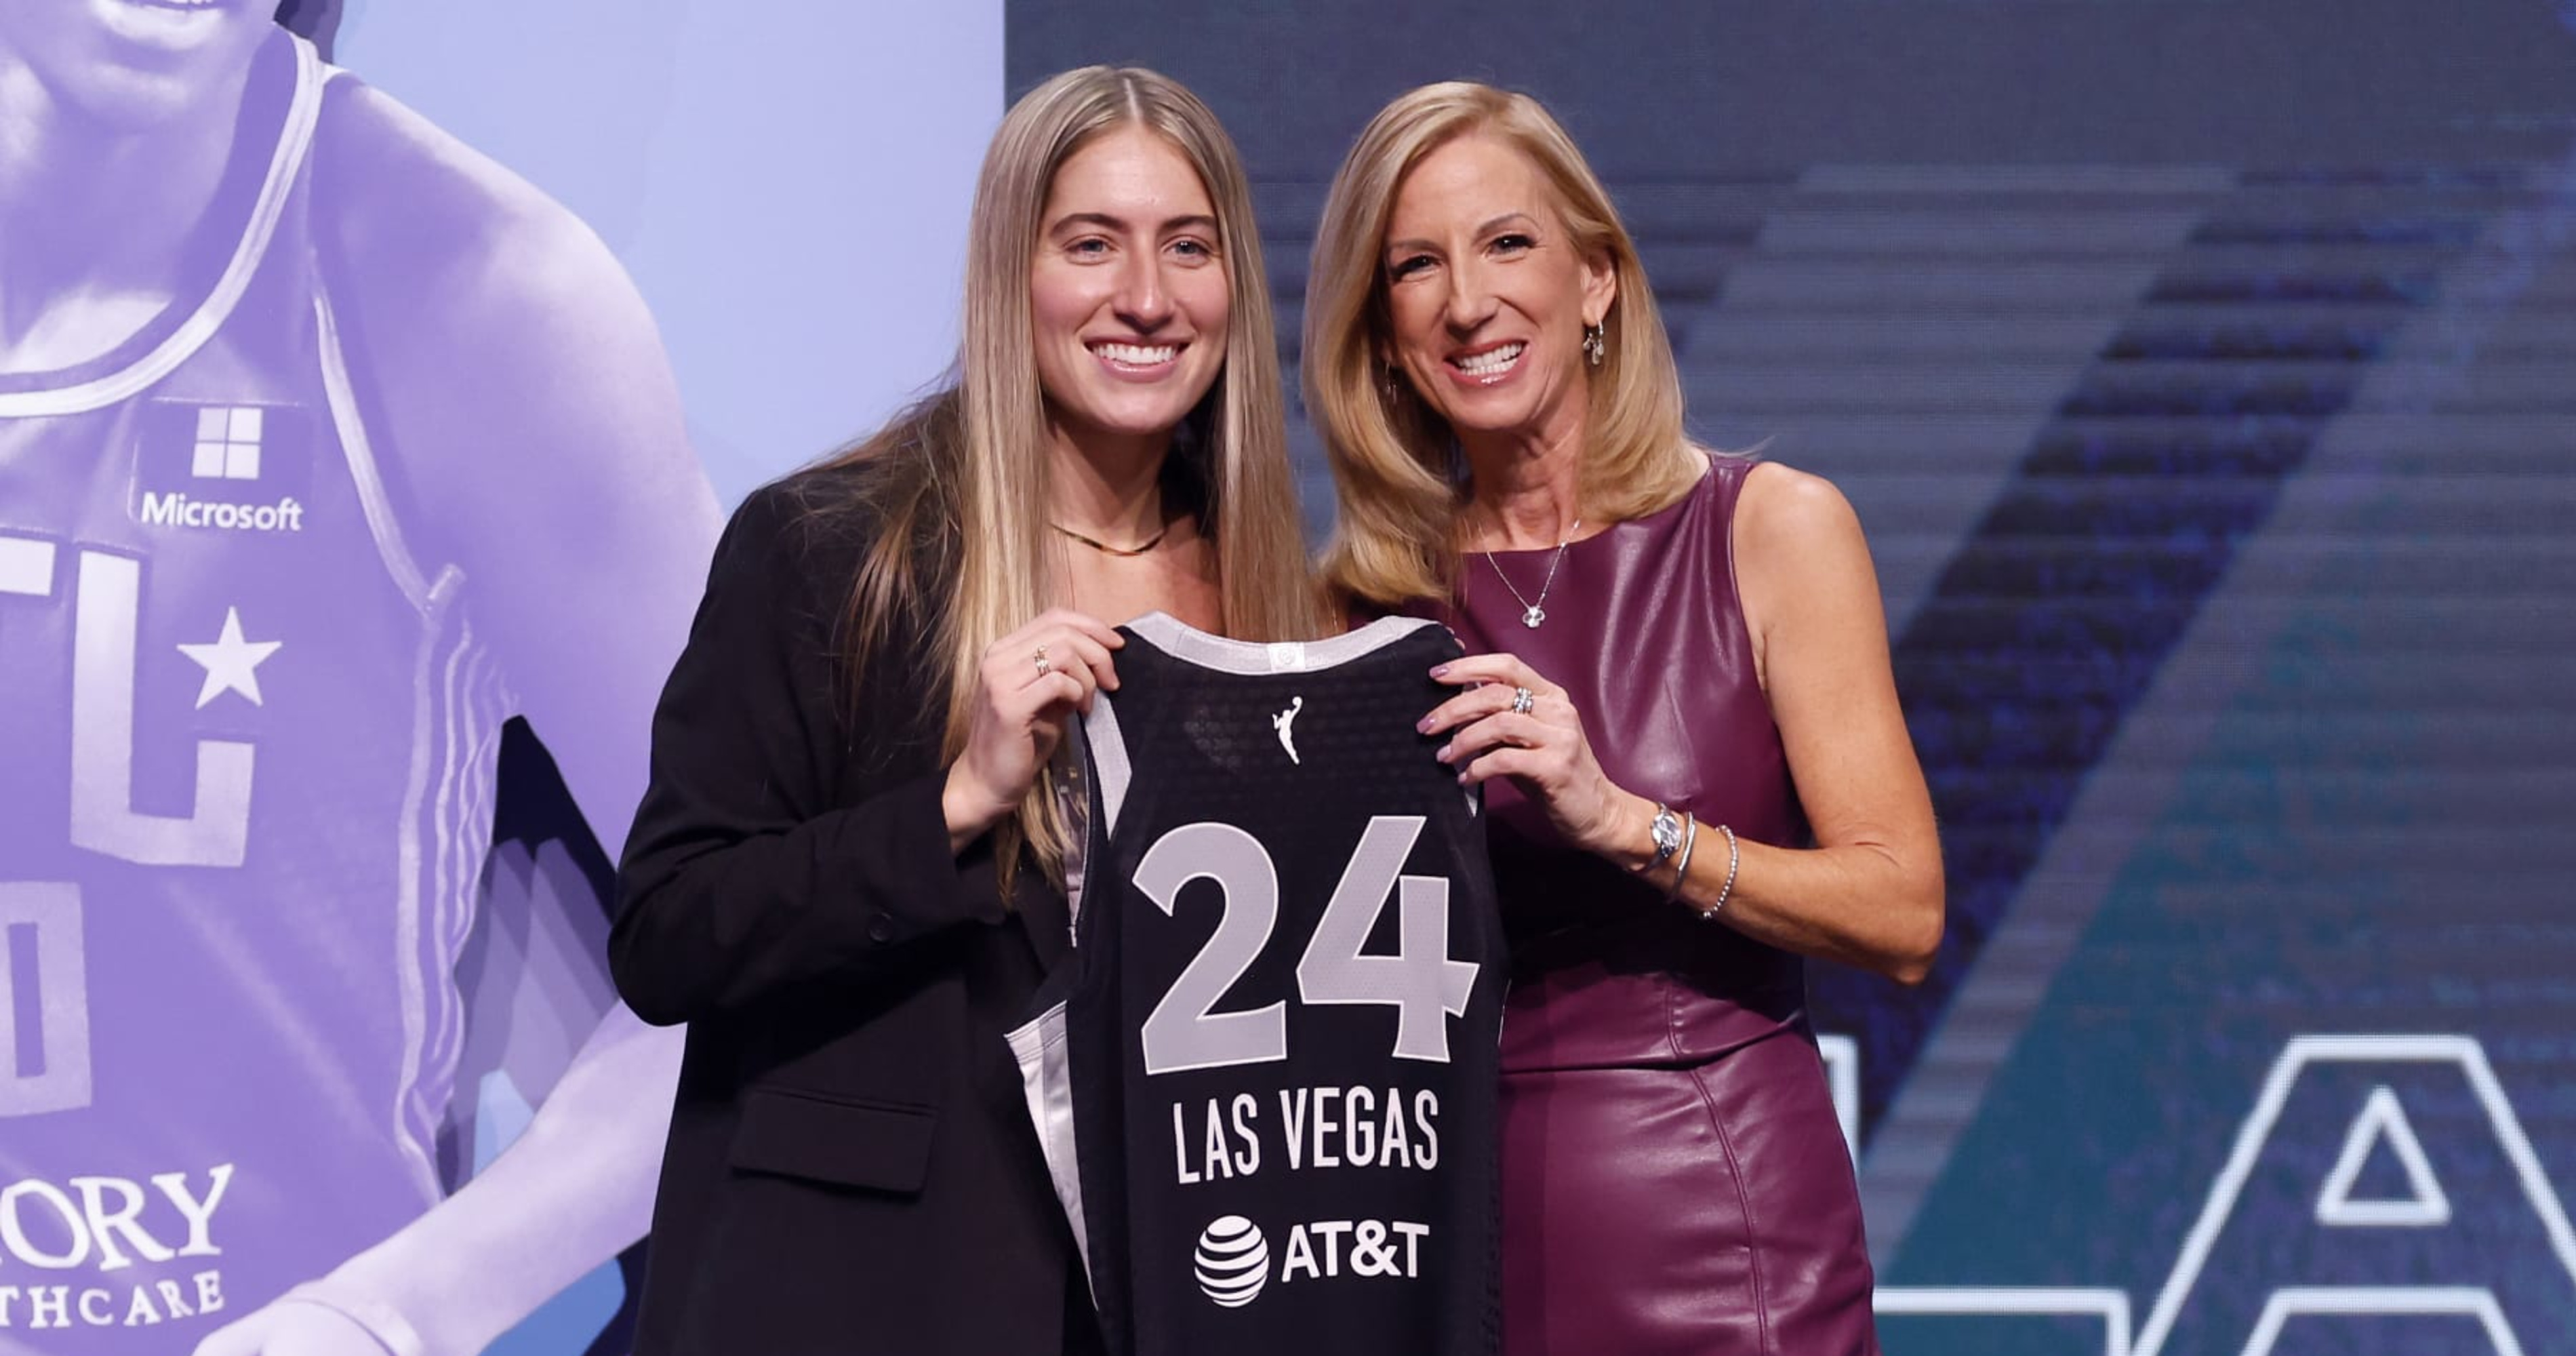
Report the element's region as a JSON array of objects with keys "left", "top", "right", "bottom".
[
  {"left": 1032, "top": 643, "right": 1052, "bottom": 676},
  {"left": 1510, "top": 685, "right": 1535, "bottom": 715}
]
